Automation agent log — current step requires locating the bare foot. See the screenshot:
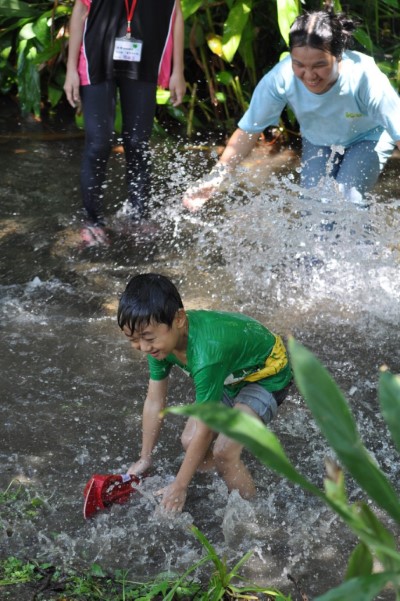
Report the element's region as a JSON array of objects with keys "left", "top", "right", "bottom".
[{"left": 80, "top": 224, "right": 110, "bottom": 248}]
